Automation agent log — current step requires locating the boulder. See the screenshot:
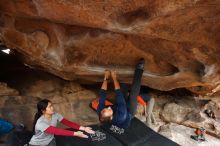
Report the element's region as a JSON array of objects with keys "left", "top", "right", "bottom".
[
  {"left": 0, "top": 82, "right": 19, "bottom": 96},
  {"left": 0, "top": 1, "right": 220, "bottom": 96},
  {"left": 159, "top": 123, "right": 220, "bottom": 146}
]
